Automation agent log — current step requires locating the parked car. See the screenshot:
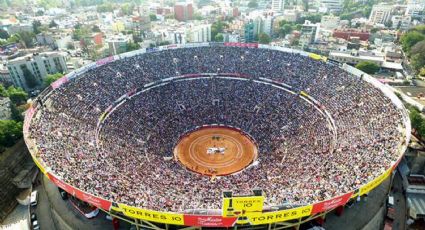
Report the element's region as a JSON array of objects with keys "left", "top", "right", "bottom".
[
  {"left": 32, "top": 220, "right": 39, "bottom": 230},
  {"left": 30, "top": 213, "right": 37, "bottom": 222},
  {"left": 30, "top": 191, "right": 38, "bottom": 207}
]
